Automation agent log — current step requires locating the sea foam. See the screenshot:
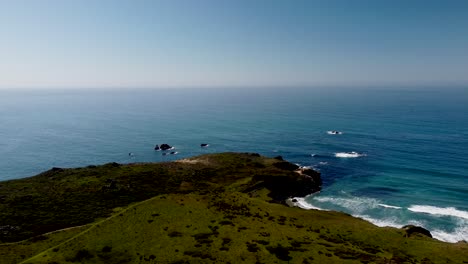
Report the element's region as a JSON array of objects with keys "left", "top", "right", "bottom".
[
  {"left": 293, "top": 197, "right": 325, "bottom": 210},
  {"left": 431, "top": 222, "right": 468, "bottom": 243},
  {"left": 408, "top": 205, "right": 468, "bottom": 220},
  {"left": 313, "top": 196, "right": 379, "bottom": 213},
  {"left": 334, "top": 152, "right": 366, "bottom": 158},
  {"left": 378, "top": 203, "right": 402, "bottom": 209}
]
